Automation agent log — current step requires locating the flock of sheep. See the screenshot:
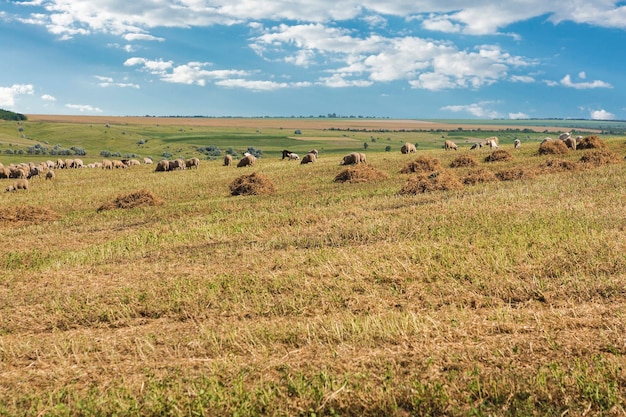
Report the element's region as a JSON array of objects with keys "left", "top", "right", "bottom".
[{"left": 0, "top": 132, "right": 587, "bottom": 193}]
